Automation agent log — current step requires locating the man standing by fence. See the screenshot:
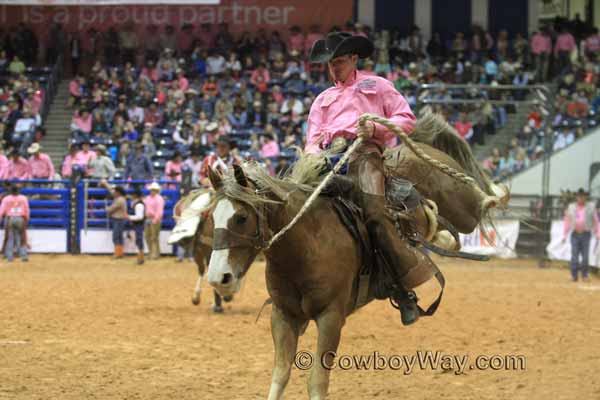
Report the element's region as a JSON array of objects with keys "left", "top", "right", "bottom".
[
  {"left": 0, "top": 185, "right": 29, "bottom": 262},
  {"left": 563, "top": 188, "right": 600, "bottom": 282},
  {"left": 144, "top": 182, "right": 164, "bottom": 260},
  {"left": 101, "top": 182, "right": 128, "bottom": 259},
  {"left": 128, "top": 188, "right": 146, "bottom": 265}
]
